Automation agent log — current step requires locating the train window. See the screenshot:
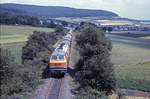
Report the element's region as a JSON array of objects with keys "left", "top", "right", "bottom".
[
  {"left": 59, "top": 55, "right": 64, "bottom": 60},
  {"left": 51, "top": 55, "right": 57, "bottom": 60},
  {"left": 51, "top": 54, "right": 64, "bottom": 60}
]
